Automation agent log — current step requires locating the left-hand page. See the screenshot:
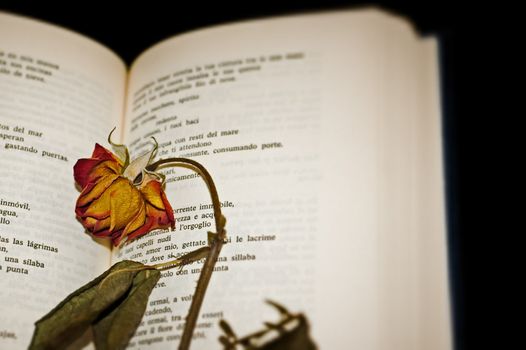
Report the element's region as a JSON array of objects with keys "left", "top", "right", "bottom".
[{"left": 0, "top": 12, "right": 126, "bottom": 348}]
